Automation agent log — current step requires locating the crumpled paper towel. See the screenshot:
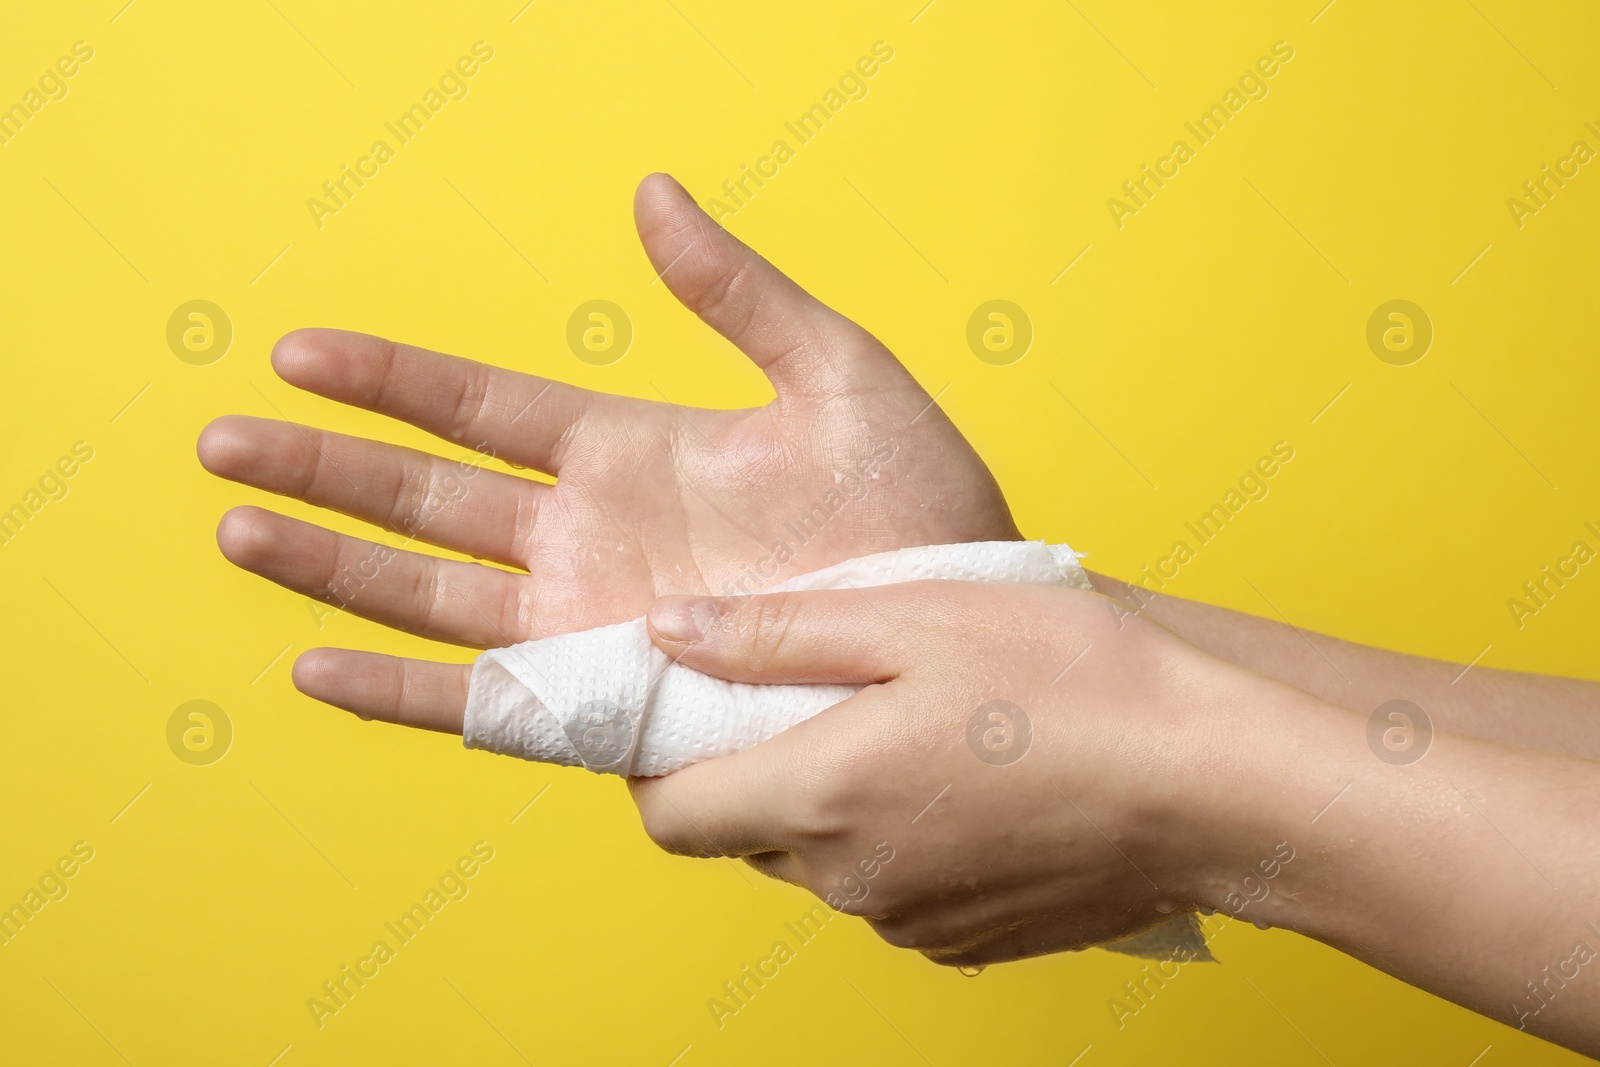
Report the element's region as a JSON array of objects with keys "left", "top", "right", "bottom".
[
  {"left": 464, "top": 540, "right": 1093, "bottom": 776},
  {"left": 462, "top": 539, "right": 1211, "bottom": 961}
]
